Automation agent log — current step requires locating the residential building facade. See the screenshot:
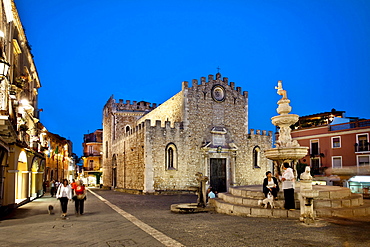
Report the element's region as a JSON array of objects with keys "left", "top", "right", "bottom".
[
  {"left": 102, "top": 73, "right": 273, "bottom": 194},
  {"left": 291, "top": 110, "right": 370, "bottom": 178},
  {"left": 0, "top": 0, "right": 45, "bottom": 213},
  {"left": 81, "top": 129, "right": 102, "bottom": 186},
  {"left": 43, "top": 131, "right": 74, "bottom": 183},
  {"left": 0, "top": 1, "right": 74, "bottom": 214}
]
